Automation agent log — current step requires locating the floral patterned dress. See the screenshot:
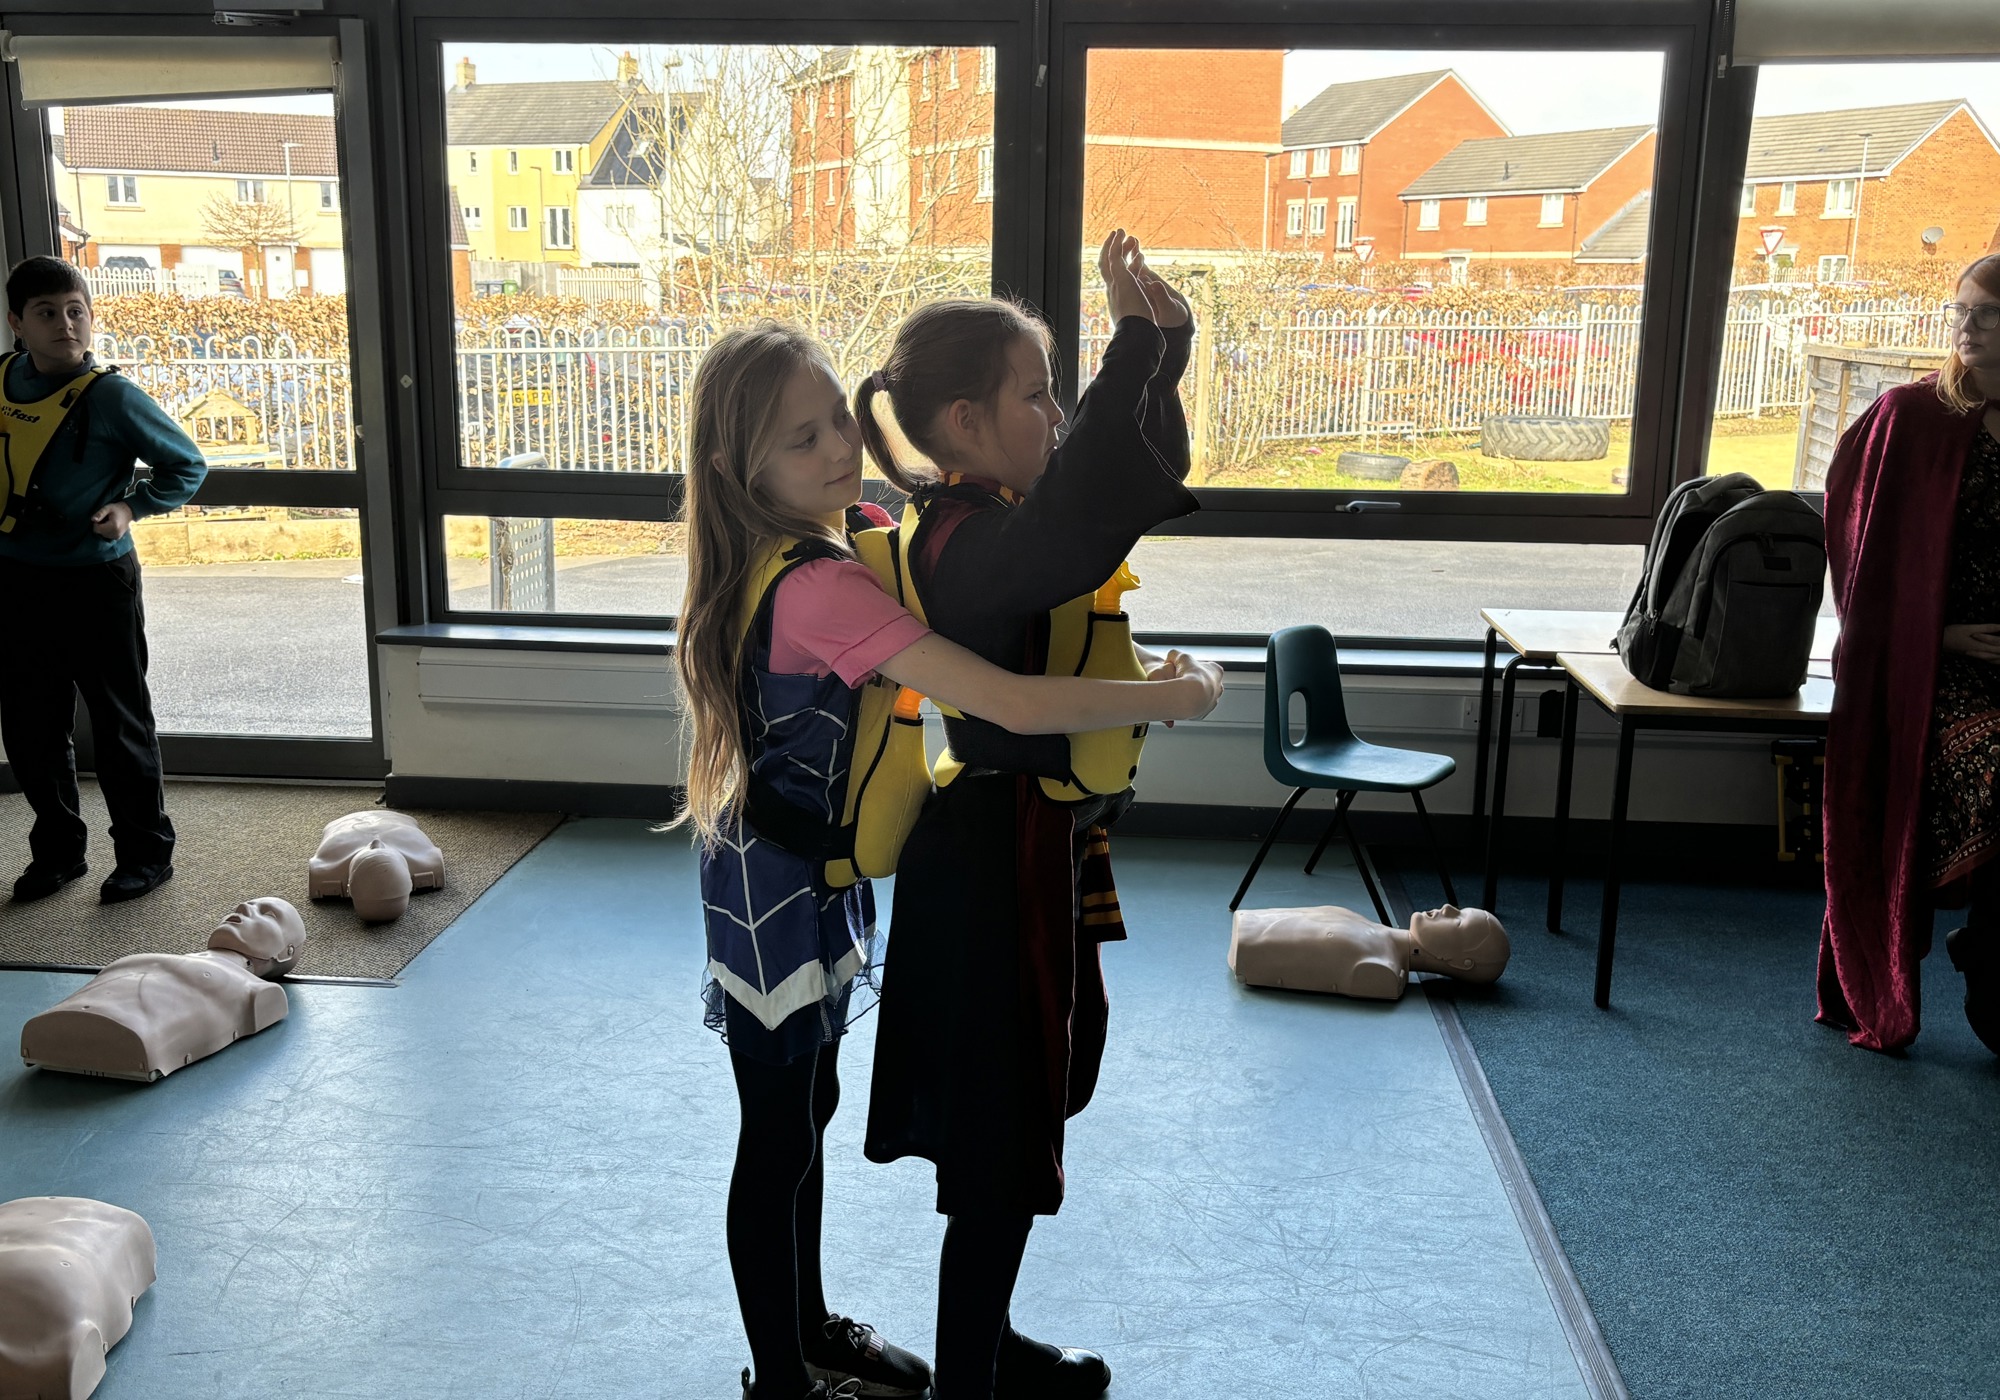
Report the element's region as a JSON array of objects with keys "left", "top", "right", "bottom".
[{"left": 1925, "top": 426, "right": 2000, "bottom": 889}]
